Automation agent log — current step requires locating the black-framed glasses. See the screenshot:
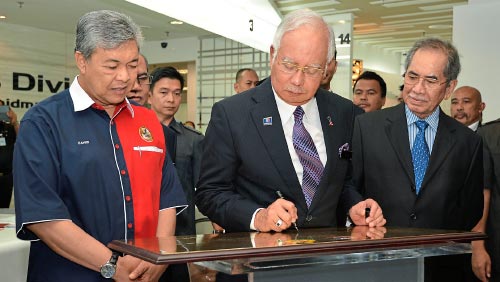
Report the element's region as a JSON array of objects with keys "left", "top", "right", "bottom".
[
  {"left": 403, "top": 72, "right": 447, "bottom": 90},
  {"left": 137, "top": 74, "right": 152, "bottom": 85},
  {"left": 277, "top": 60, "right": 324, "bottom": 77}
]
